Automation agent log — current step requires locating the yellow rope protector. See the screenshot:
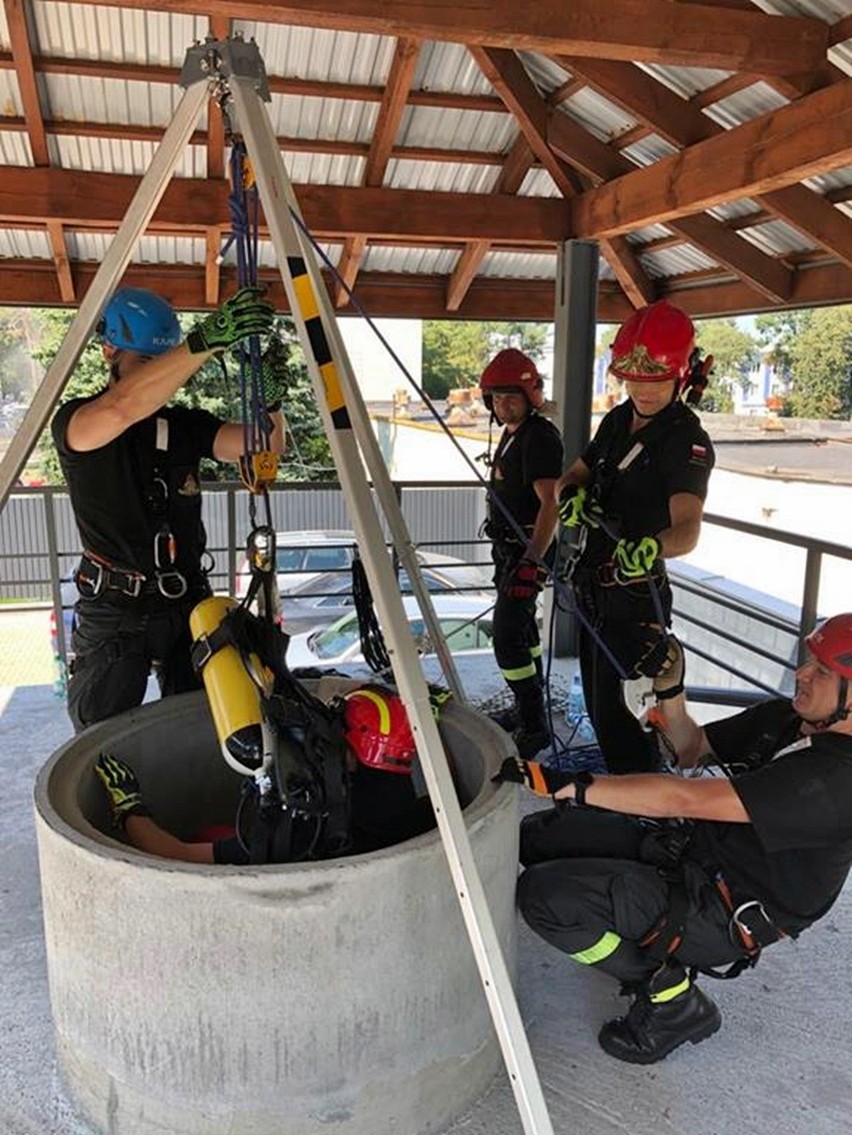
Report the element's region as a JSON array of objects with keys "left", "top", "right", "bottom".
[{"left": 238, "top": 450, "right": 279, "bottom": 494}]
